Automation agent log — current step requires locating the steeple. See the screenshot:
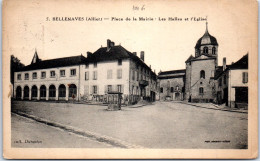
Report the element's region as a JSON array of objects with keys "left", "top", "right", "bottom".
[
  {"left": 31, "top": 49, "right": 41, "bottom": 64},
  {"left": 203, "top": 21, "right": 209, "bottom": 37}
]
